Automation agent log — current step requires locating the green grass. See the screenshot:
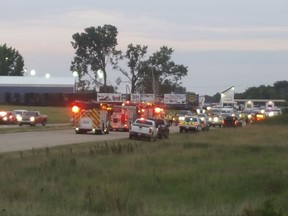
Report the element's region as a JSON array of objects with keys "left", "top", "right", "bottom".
[{"left": 0, "top": 116, "right": 288, "bottom": 215}]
